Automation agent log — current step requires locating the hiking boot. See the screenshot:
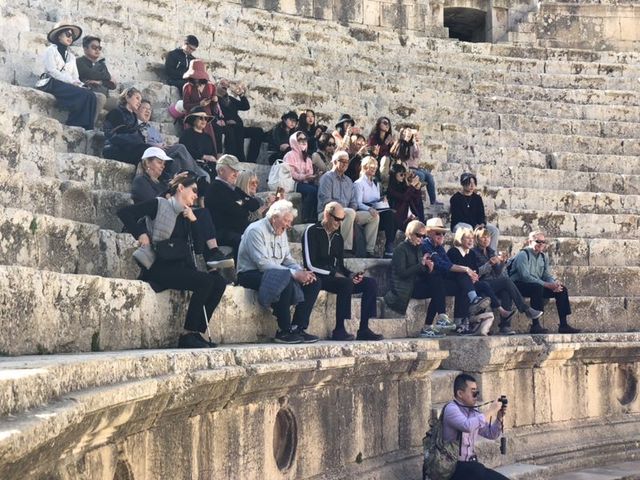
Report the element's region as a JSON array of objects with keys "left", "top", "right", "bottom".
[
  {"left": 274, "top": 330, "right": 303, "bottom": 344},
  {"left": 525, "top": 307, "right": 544, "bottom": 320},
  {"left": 331, "top": 329, "right": 355, "bottom": 341},
  {"left": 298, "top": 330, "right": 319, "bottom": 343},
  {"left": 419, "top": 326, "right": 445, "bottom": 339},
  {"left": 434, "top": 314, "right": 456, "bottom": 331},
  {"left": 558, "top": 324, "right": 582, "bottom": 334},
  {"left": 356, "top": 327, "right": 383, "bottom": 341},
  {"left": 468, "top": 296, "right": 491, "bottom": 315},
  {"left": 205, "top": 249, "right": 235, "bottom": 271},
  {"left": 529, "top": 323, "right": 549, "bottom": 334},
  {"left": 178, "top": 332, "right": 215, "bottom": 348}
]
